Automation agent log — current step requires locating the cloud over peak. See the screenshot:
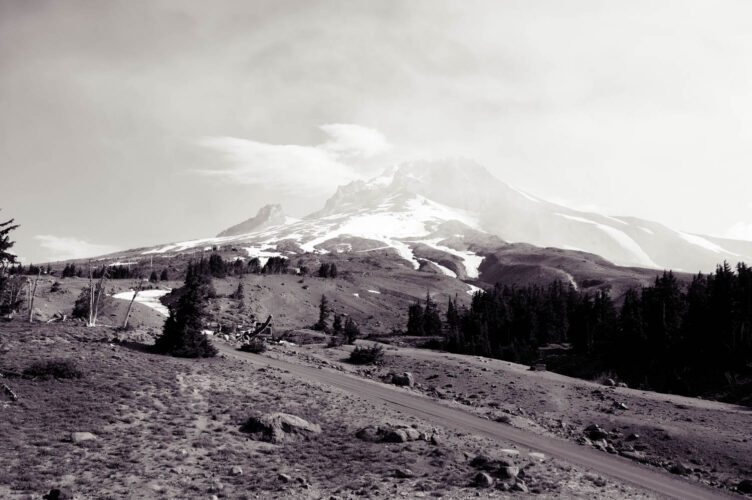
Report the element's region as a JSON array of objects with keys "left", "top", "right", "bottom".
[{"left": 197, "top": 123, "right": 392, "bottom": 195}]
